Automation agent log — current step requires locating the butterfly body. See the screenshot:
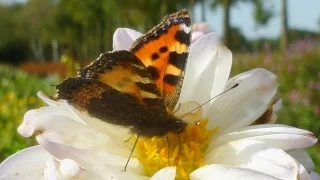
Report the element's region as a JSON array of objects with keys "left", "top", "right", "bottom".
[{"left": 56, "top": 9, "right": 191, "bottom": 137}]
